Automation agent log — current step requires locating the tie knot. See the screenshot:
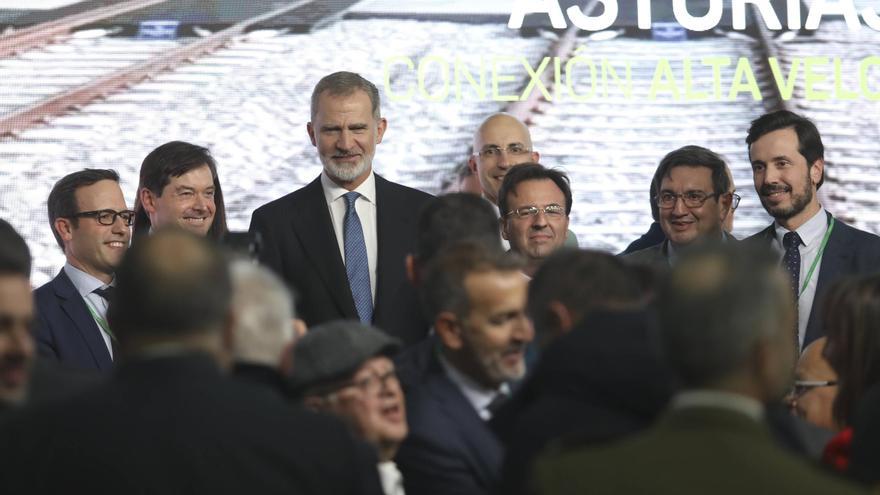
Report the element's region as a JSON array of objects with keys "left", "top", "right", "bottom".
[
  {"left": 344, "top": 191, "right": 360, "bottom": 207},
  {"left": 93, "top": 286, "right": 115, "bottom": 303},
  {"left": 783, "top": 231, "right": 802, "bottom": 250}
]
